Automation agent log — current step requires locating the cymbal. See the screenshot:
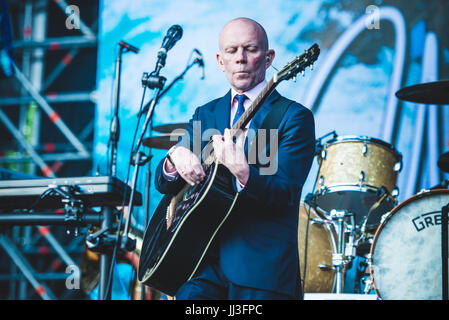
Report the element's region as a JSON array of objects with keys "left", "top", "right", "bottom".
[
  {"left": 142, "top": 133, "right": 183, "bottom": 149},
  {"left": 153, "top": 122, "right": 188, "bottom": 134},
  {"left": 438, "top": 152, "right": 449, "bottom": 173},
  {"left": 395, "top": 80, "right": 449, "bottom": 105}
]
